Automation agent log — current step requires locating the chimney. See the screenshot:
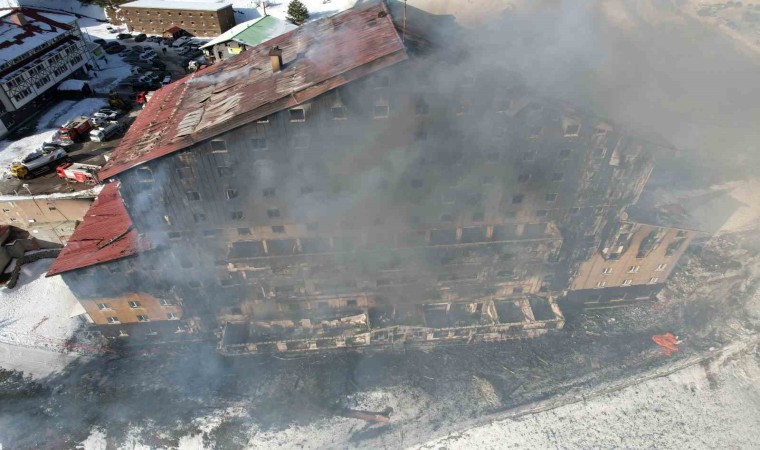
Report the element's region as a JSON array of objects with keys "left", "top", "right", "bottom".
[
  {"left": 269, "top": 46, "right": 283, "bottom": 73},
  {"left": 9, "top": 12, "right": 27, "bottom": 26}
]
